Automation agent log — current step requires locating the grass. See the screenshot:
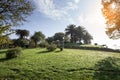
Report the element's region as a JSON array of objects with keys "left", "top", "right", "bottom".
[
  {"left": 0, "top": 48, "right": 120, "bottom": 80},
  {"left": 80, "top": 44, "right": 103, "bottom": 48}
]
